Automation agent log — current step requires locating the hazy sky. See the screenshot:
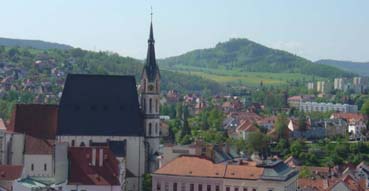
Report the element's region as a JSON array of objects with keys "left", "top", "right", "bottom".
[{"left": 1, "top": 0, "right": 368, "bottom": 61}]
